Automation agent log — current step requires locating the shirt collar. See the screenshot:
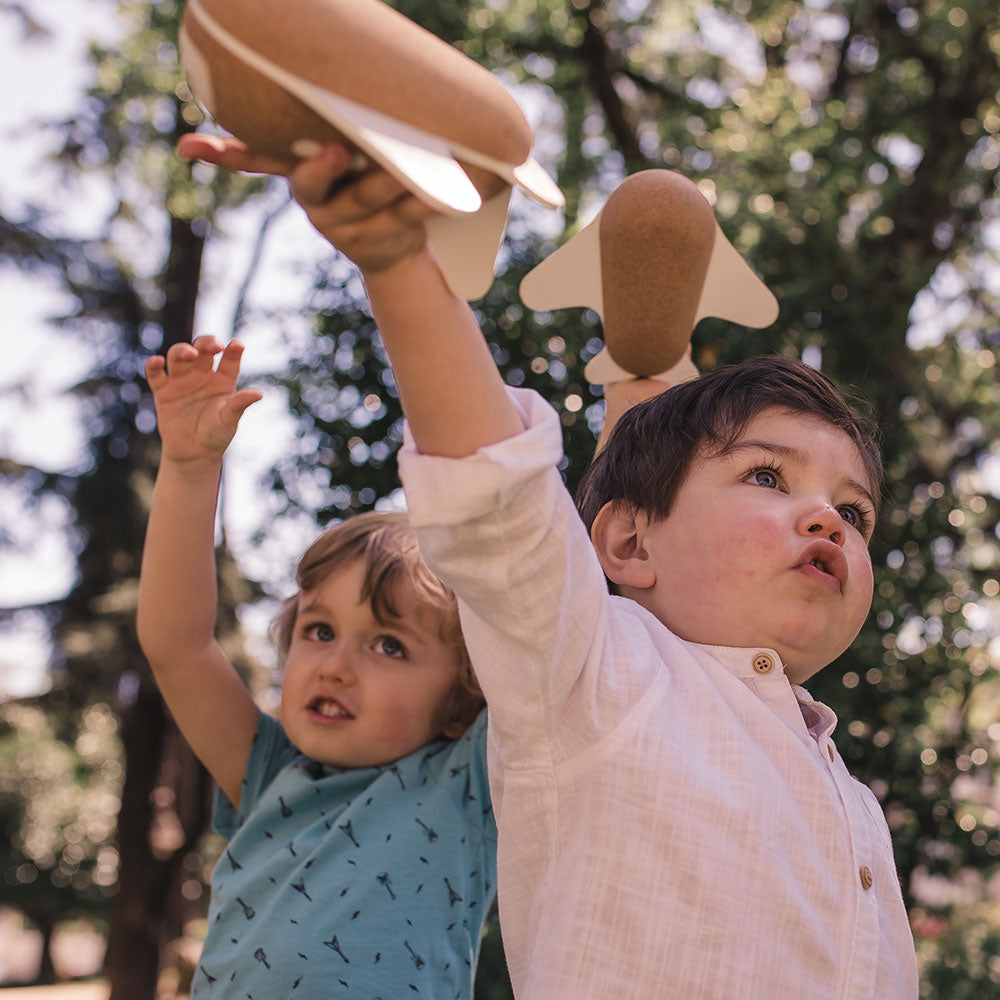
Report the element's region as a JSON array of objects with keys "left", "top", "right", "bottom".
[
  {"left": 687, "top": 641, "right": 840, "bottom": 740},
  {"left": 689, "top": 641, "right": 788, "bottom": 680}
]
